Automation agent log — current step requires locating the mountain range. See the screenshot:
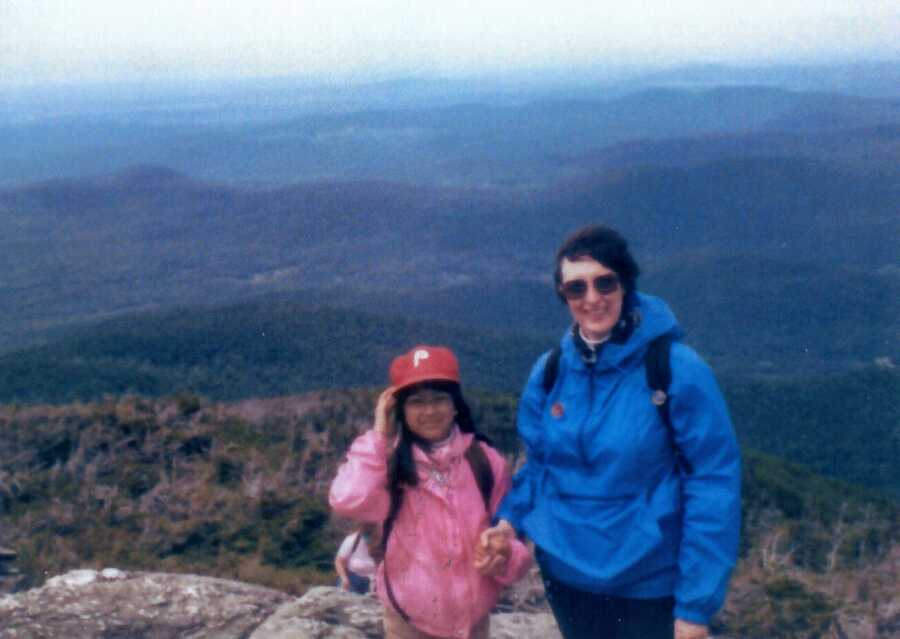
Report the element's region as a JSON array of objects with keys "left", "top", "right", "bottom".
[
  {"left": 2, "top": 149, "right": 896, "bottom": 373},
  {"left": 1, "top": 64, "right": 899, "bottom": 637}
]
